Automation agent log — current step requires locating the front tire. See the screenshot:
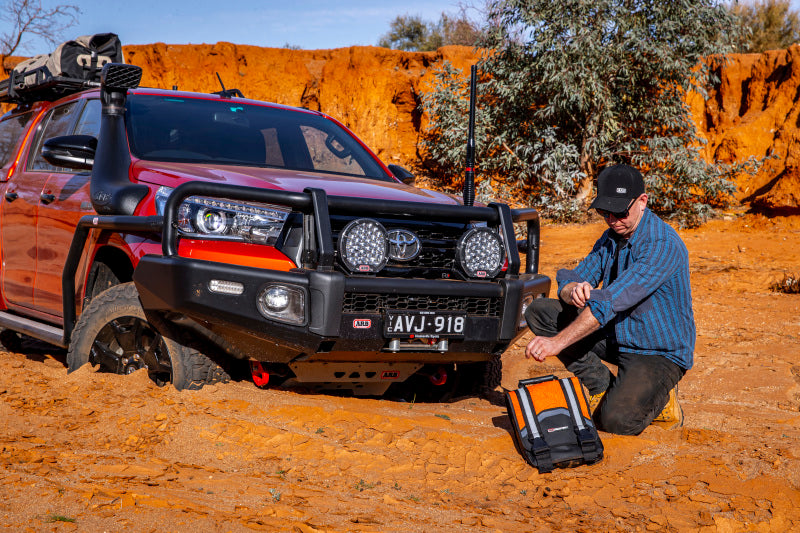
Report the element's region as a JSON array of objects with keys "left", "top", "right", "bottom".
[
  {"left": 67, "top": 282, "right": 229, "bottom": 390},
  {"left": 450, "top": 355, "right": 502, "bottom": 398}
]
